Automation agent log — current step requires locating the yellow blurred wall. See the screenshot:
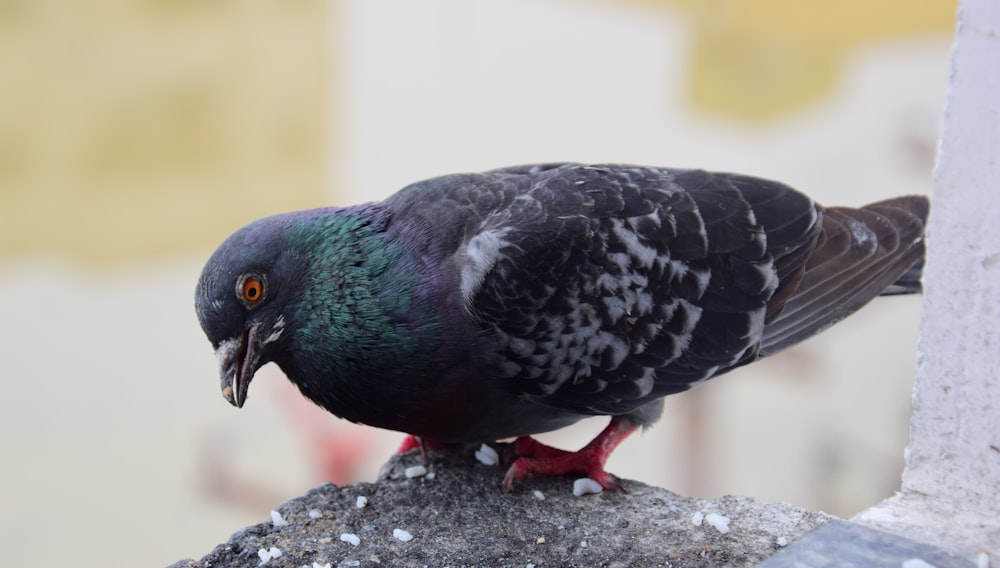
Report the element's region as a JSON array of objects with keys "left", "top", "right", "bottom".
[
  {"left": 650, "top": 0, "right": 955, "bottom": 119},
  {"left": 0, "top": 0, "right": 330, "bottom": 263}
]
